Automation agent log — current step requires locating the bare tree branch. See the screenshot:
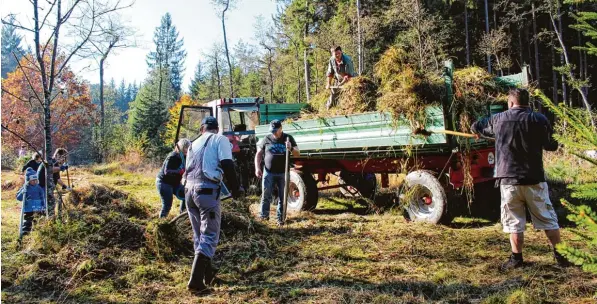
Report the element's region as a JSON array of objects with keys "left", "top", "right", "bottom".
[
  {"left": 13, "top": 53, "right": 46, "bottom": 108},
  {"left": 1, "top": 17, "right": 35, "bottom": 33},
  {"left": 1, "top": 124, "right": 42, "bottom": 155}
]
